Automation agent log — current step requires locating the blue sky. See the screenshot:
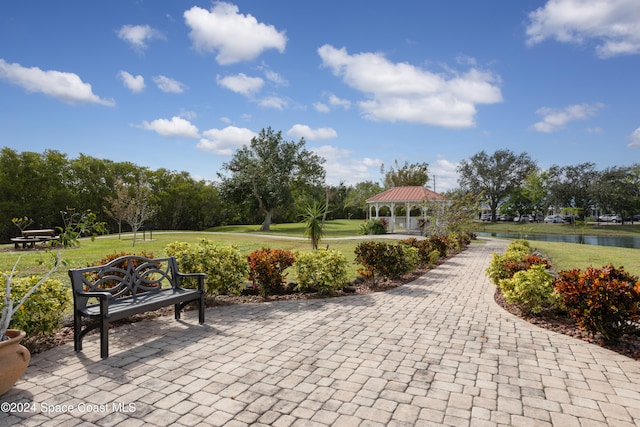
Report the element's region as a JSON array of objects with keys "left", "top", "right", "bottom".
[{"left": 1, "top": 0, "right": 639, "bottom": 192}]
